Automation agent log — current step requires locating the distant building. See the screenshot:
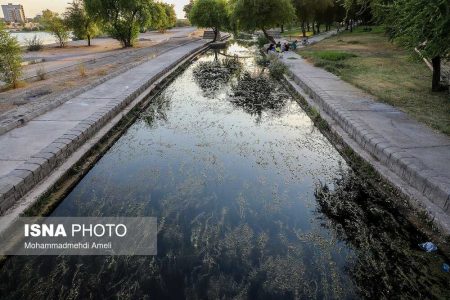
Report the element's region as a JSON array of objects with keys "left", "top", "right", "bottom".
[{"left": 1, "top": 3, "right": 26, "bottom": 23}]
